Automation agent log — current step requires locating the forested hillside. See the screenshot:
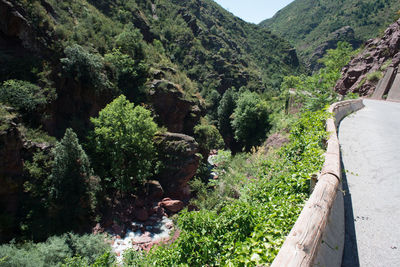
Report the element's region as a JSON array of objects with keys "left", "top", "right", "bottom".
[
  {"left": 0, "top": 0, "right": 375, "bottom": 266},
  {"left": 261, "top": 0, "right": 400, "bottom": 69},
  {"left": 0, "top": 0, "right": 302, "bottom": 244}
]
